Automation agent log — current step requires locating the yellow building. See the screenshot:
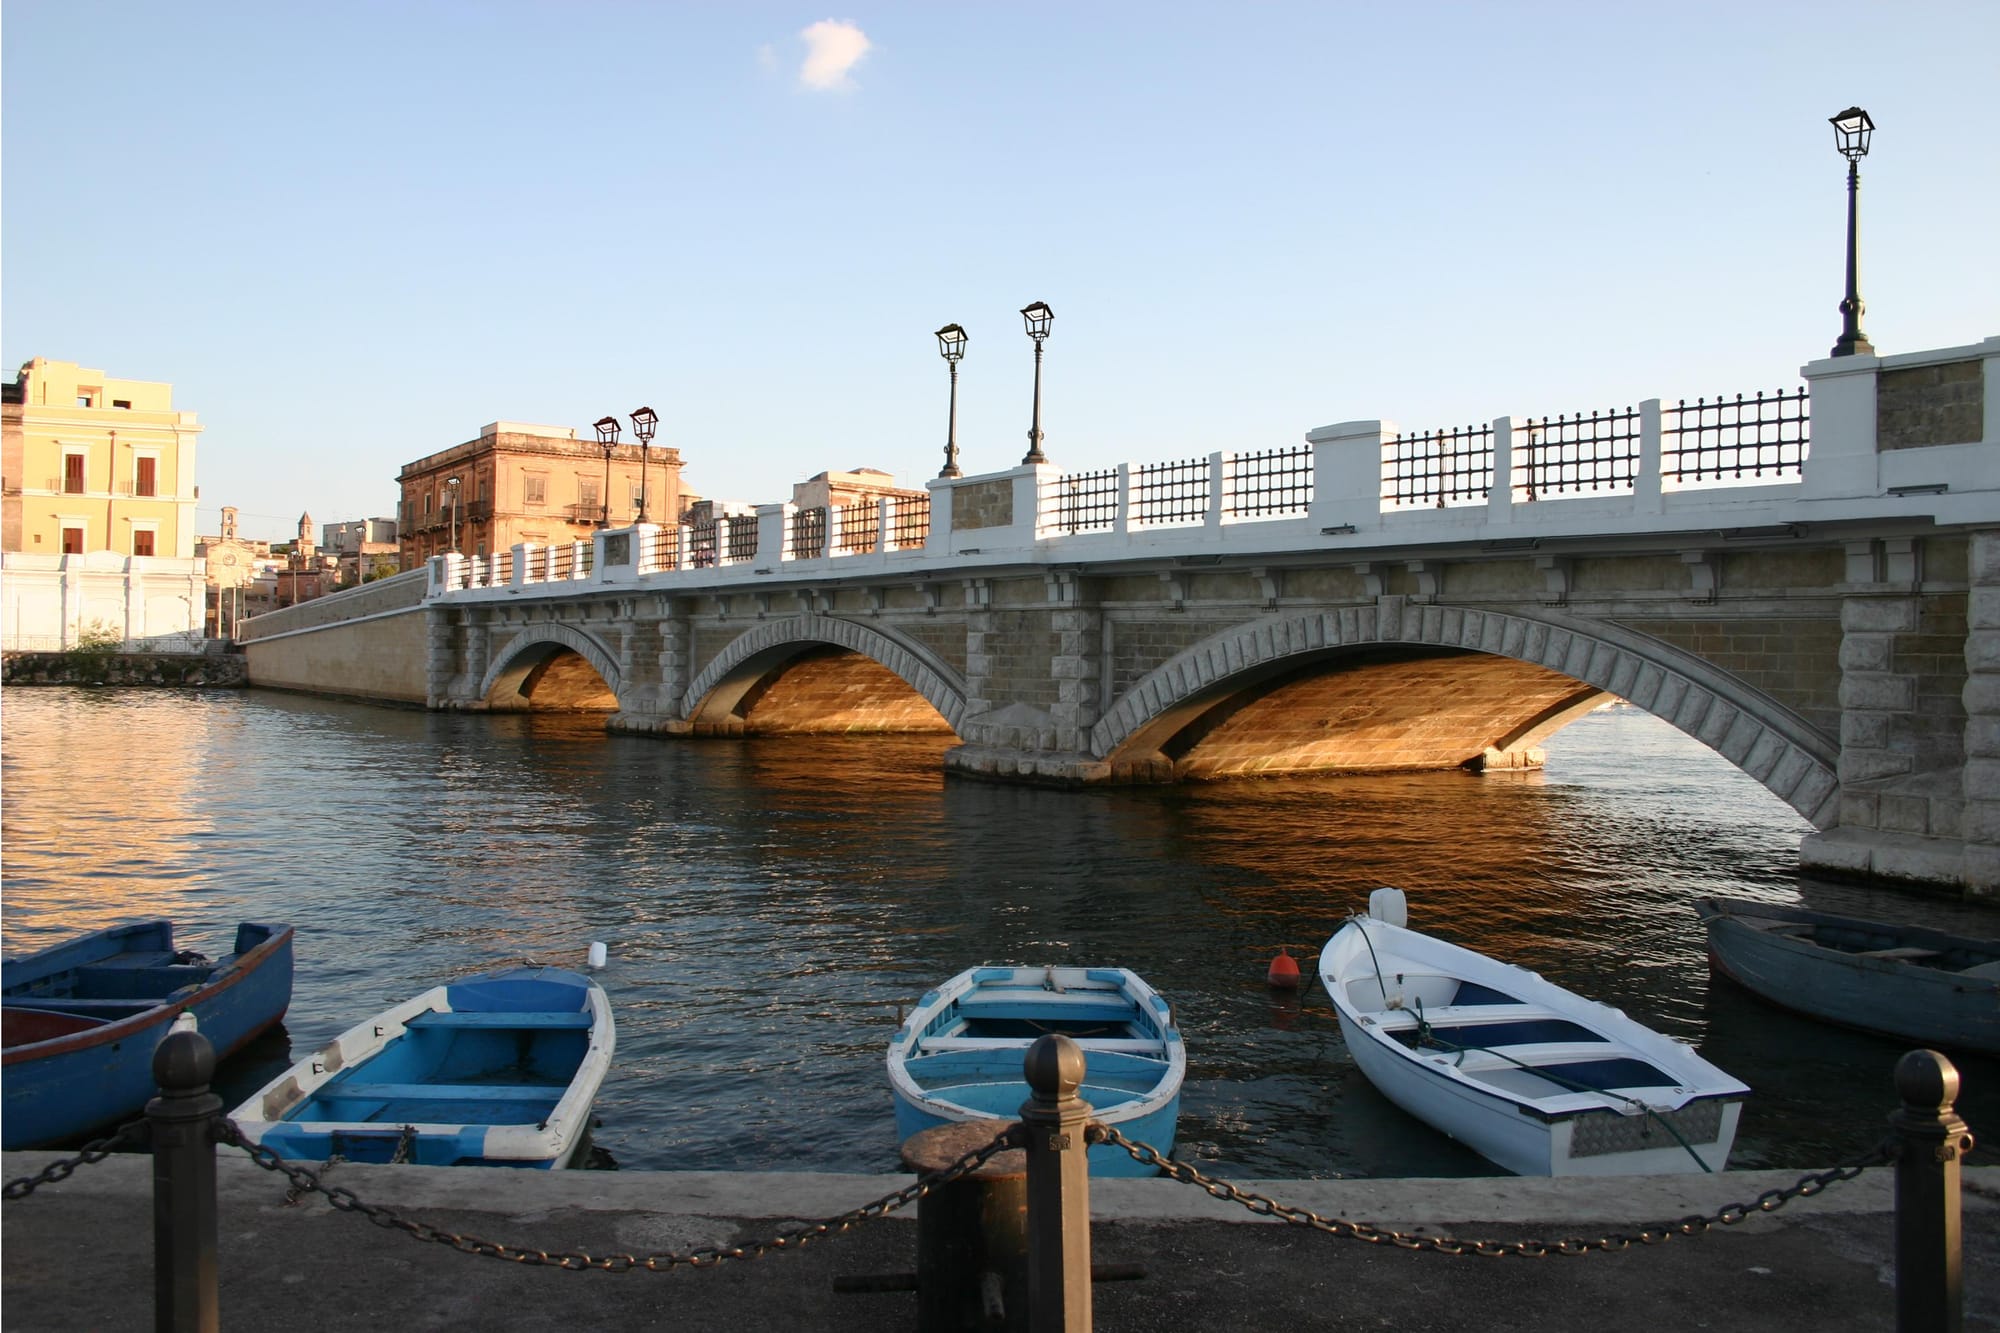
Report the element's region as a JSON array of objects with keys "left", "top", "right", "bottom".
[{"left": 2, "top": 358, "right": 203, "bottom": 558}]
